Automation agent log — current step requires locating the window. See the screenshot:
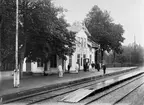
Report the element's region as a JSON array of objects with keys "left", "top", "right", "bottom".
[
  {"left": 69, "top": 55, "right": 72, "bottom": 66},
  {"left": 83, "top": 54, "right": 86, "bottom": 64},
  {"left": 82, "top": 38, "right": 84, "bottom": 48},
  {"left": 90, "top": 55, "right": 92, "bottom": 64},
  {"left": 81, "top": 57, "right": 83, "bottom": 66},
  {"left": 77, "top": 37, "right": 80, "bottom": 47},
  {"left": 81, "top": 38, "right": 83, "bottom": 47},
  {"left": 50, "top": 54, "right": 57, "bottom": 67},
  {"left": 37, "top": 58, "right": 43, "bottom": 67},
  {"left": 77, "top": 54, "right": 80, "bottom": 65}
]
